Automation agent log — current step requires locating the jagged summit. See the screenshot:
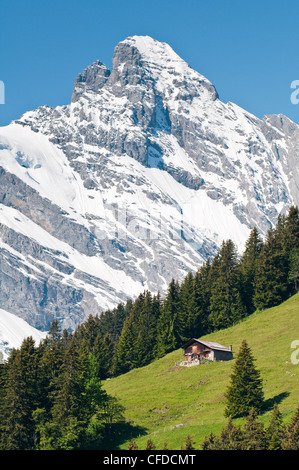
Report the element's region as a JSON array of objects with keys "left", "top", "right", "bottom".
[
  {"left": 71, "top": 35, "right": 218, "bottom": 104},
  {"left": 120, "top": 35, "right": 185, "bottom": 63},
  {"left": 113, "top": 35, "right": 196, "bottom": 77},
  {"left": 71, "top": 60, "right": 111, "bottom": 102}
]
